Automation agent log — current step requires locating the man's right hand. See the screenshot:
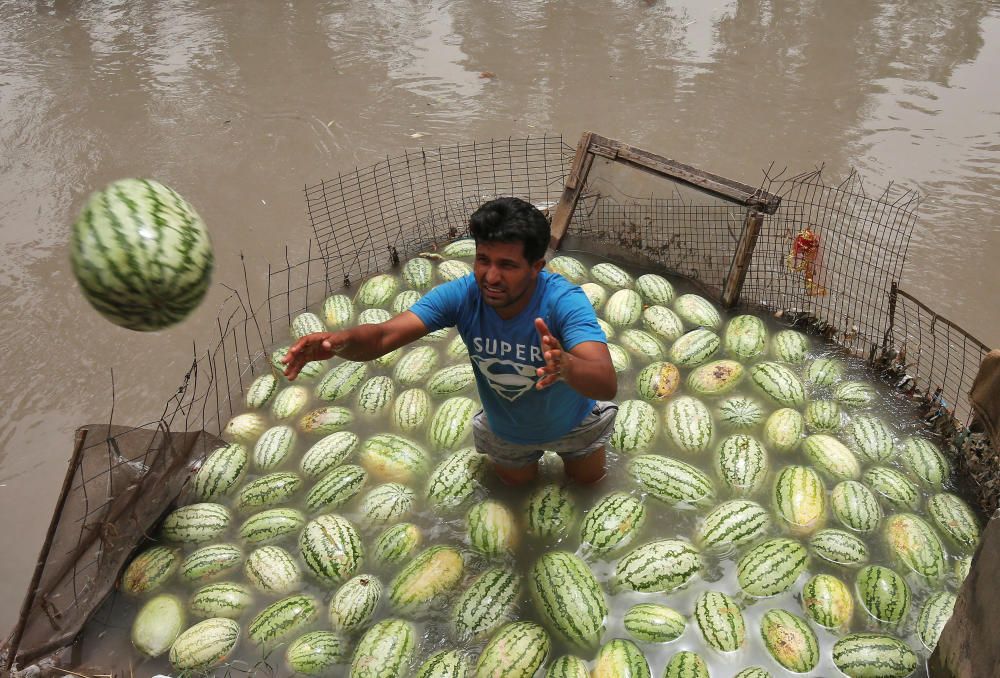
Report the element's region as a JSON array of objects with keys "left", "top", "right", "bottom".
[{"left": 281, "top": 332, "right": 346, "bottom": 380}]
